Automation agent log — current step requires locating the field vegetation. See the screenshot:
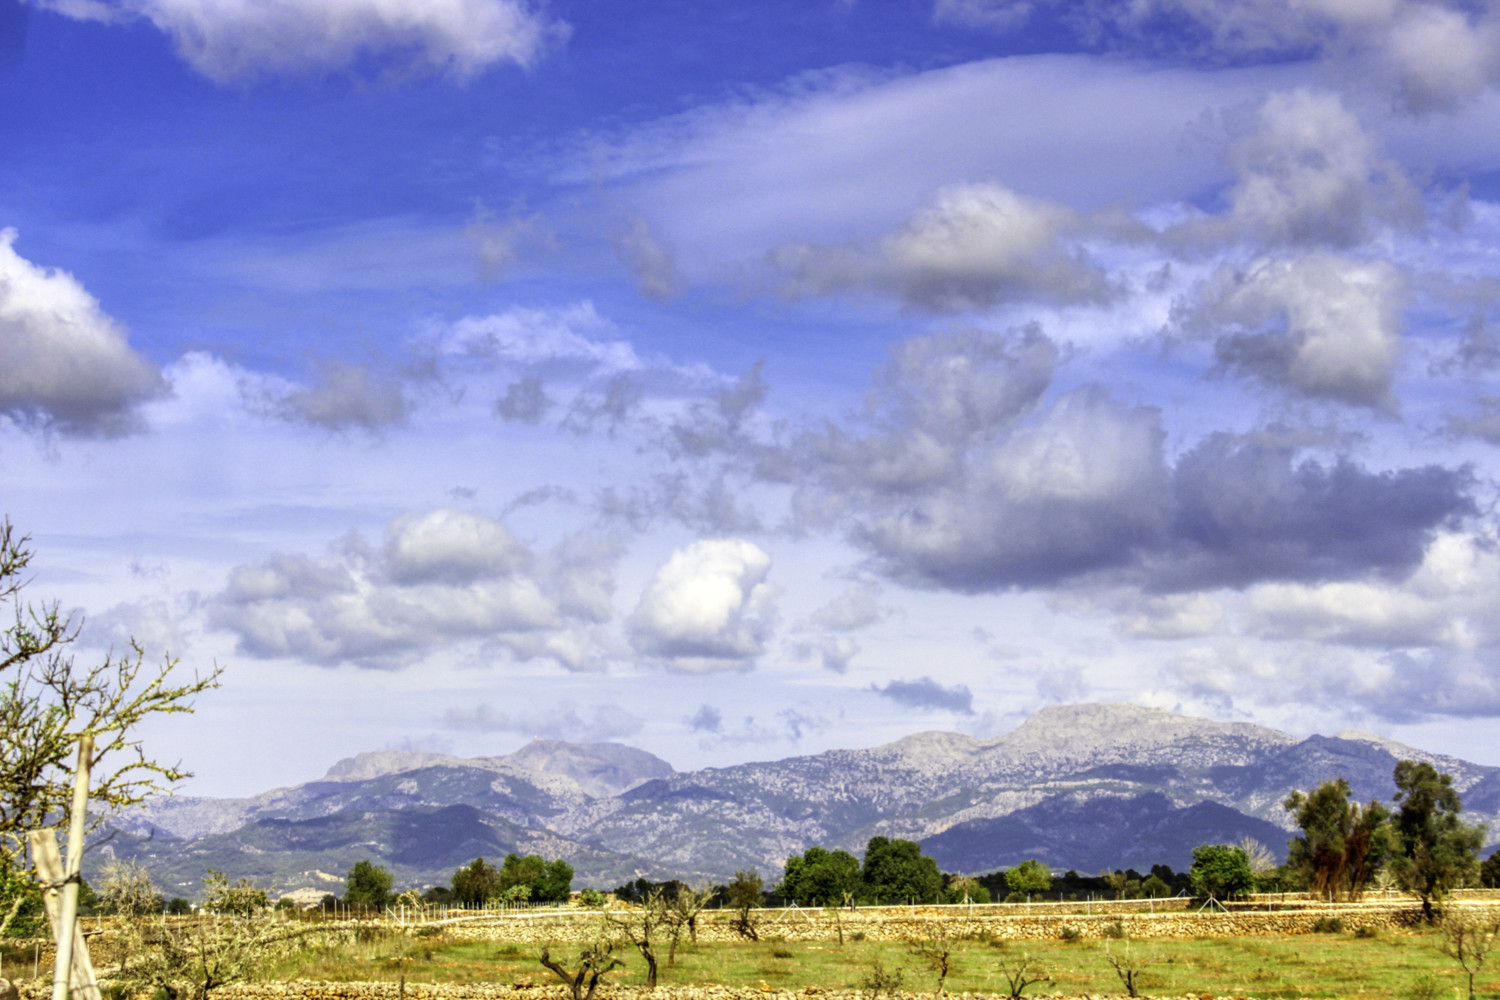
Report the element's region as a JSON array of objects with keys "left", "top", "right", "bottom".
[{"left": 240, "top": 920, "right": 1499, "bottom": 999}]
